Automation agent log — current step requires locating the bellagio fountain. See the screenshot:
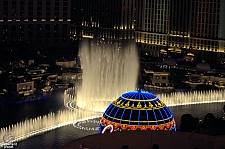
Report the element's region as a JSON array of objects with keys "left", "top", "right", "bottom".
[{"left": 0, "top": 38, "right": 225, "bottom": 148}]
